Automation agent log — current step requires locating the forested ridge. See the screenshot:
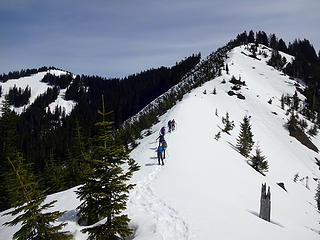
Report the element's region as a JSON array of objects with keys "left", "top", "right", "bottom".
[
  {"left": 0, "top": 54, "right": 200, "bottom": 210},
  {"left": 1, "top": 31, "right": 320, "bottom": 213}
]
